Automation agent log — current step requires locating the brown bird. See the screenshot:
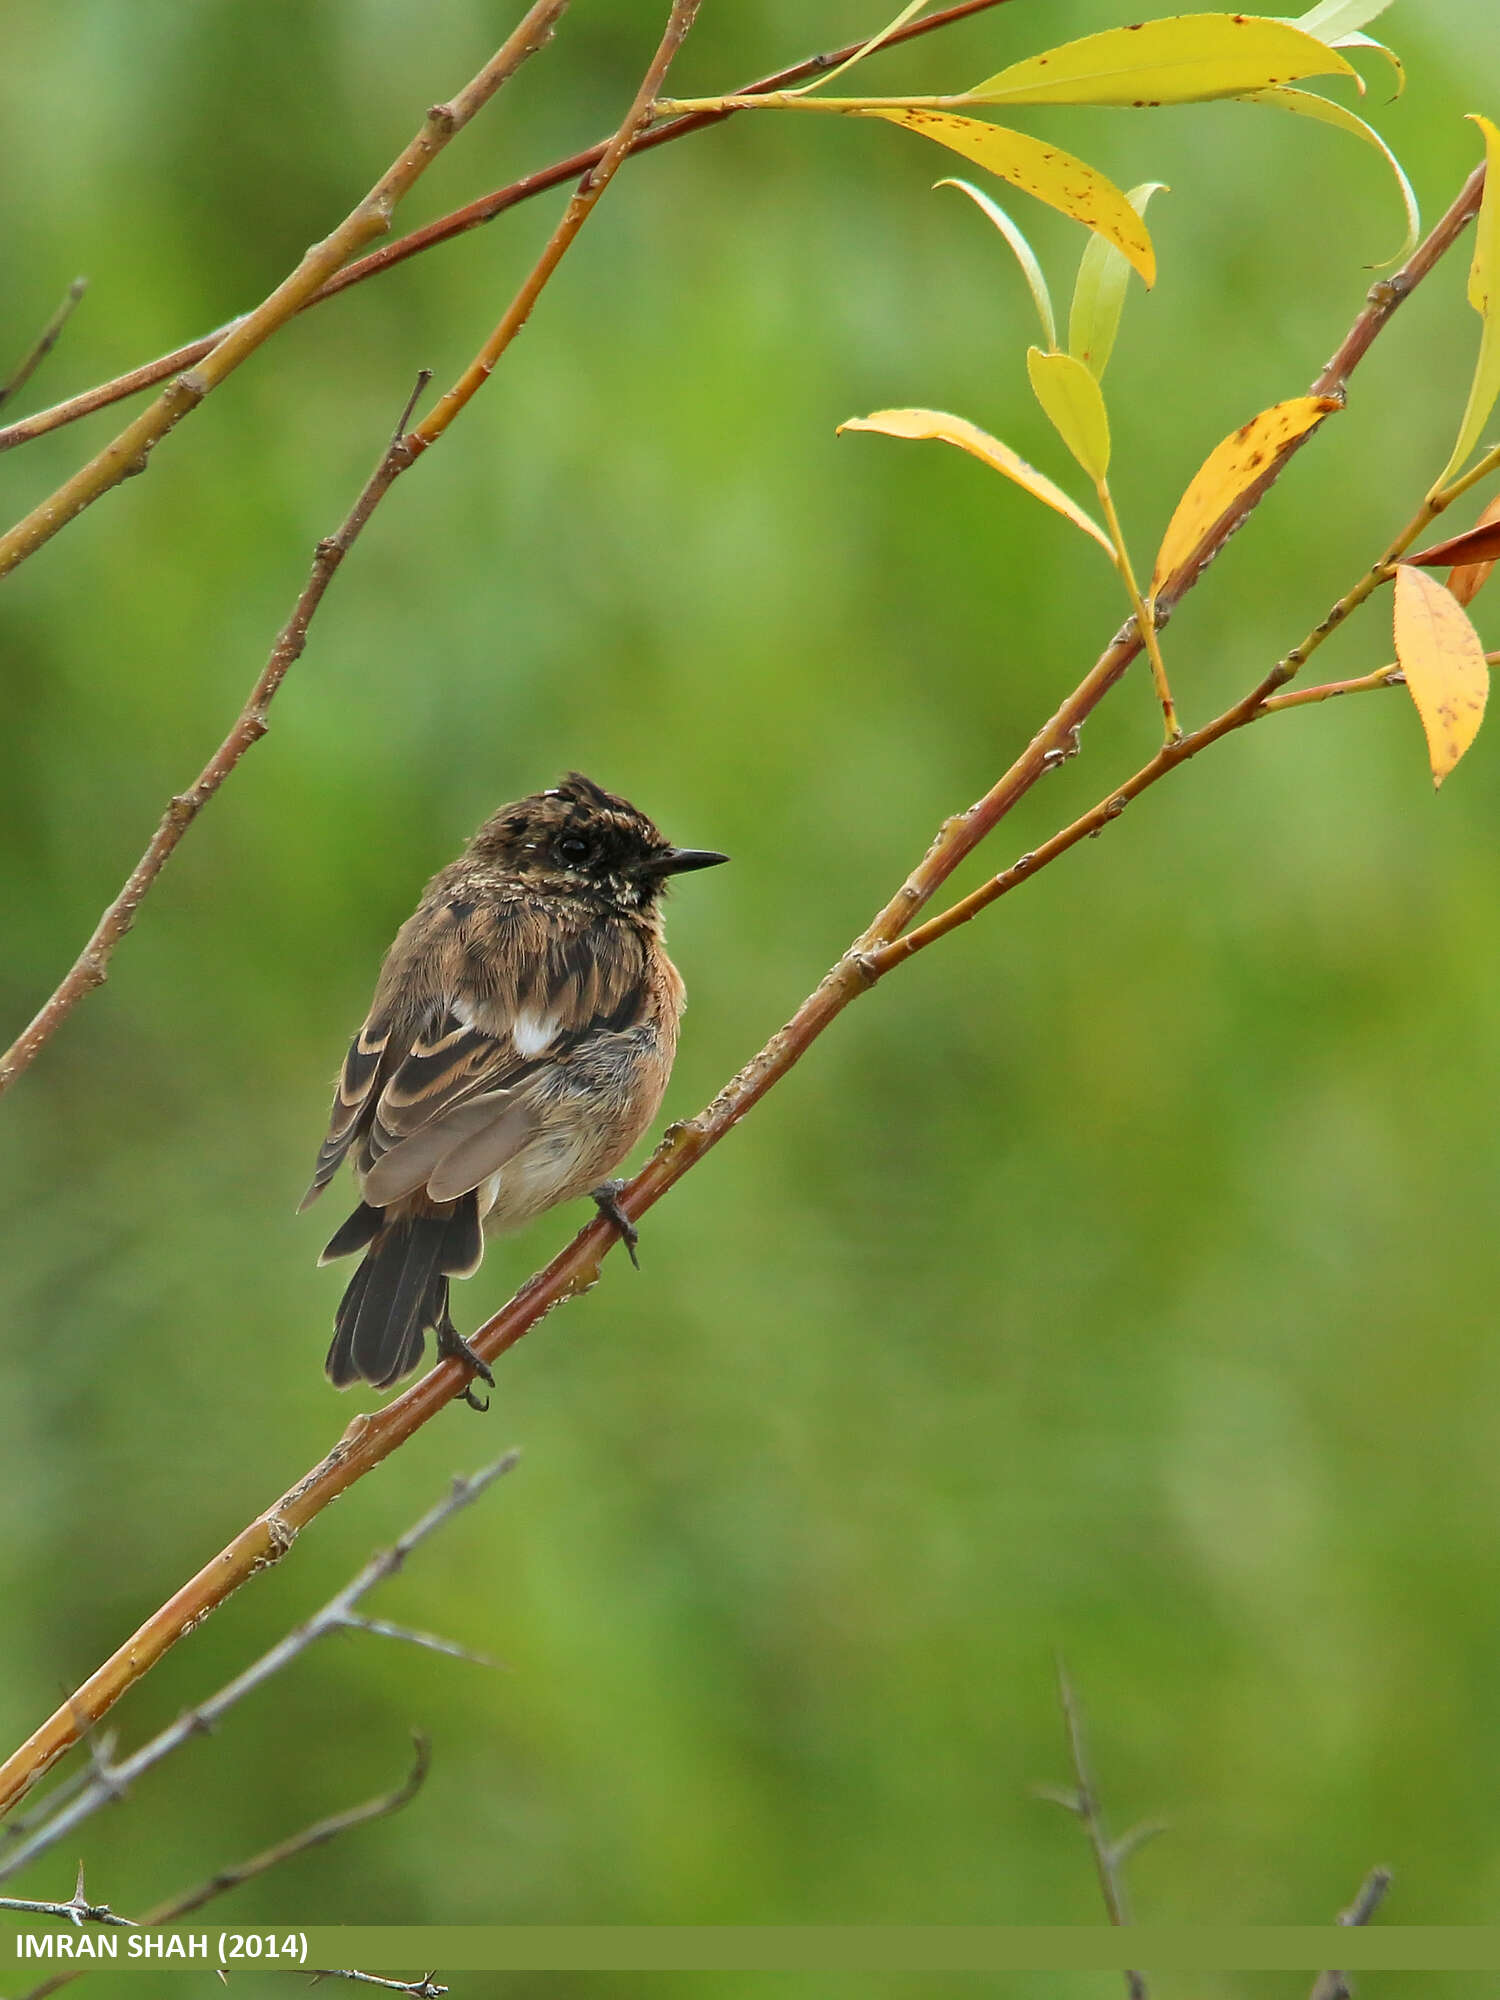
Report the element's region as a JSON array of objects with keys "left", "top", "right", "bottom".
[{"left": 301, "top": 773, "right": 727, "bottom": 1399}]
